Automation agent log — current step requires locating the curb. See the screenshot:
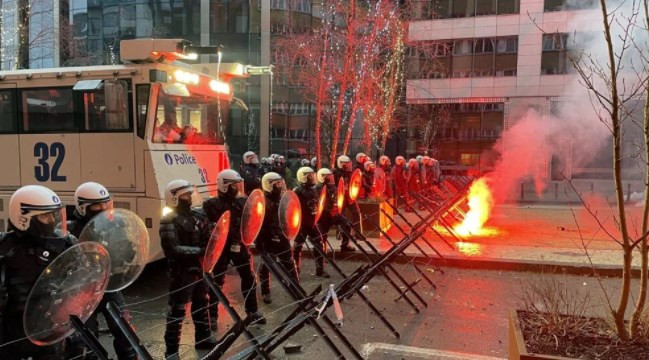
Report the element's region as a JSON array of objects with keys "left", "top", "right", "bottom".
[{"left": 293, "top": 248, "right": 636, "bottom": 278}]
